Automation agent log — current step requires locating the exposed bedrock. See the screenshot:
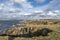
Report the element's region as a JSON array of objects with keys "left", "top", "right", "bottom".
[{"left": 3, "top": 27, "right": 52, "bottom": 37}]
